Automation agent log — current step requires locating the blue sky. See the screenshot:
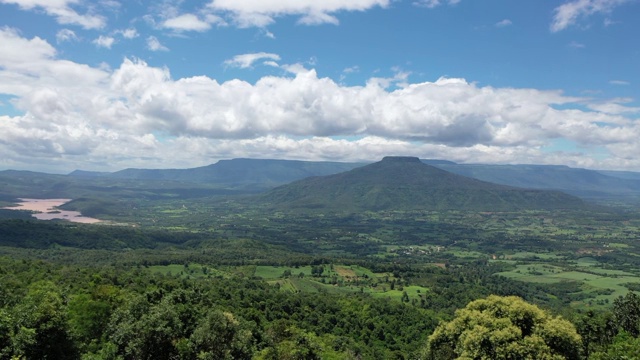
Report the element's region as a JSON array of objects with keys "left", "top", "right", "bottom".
[{"left": 0, "top": 0, "right": 639, "bottom": 173}]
